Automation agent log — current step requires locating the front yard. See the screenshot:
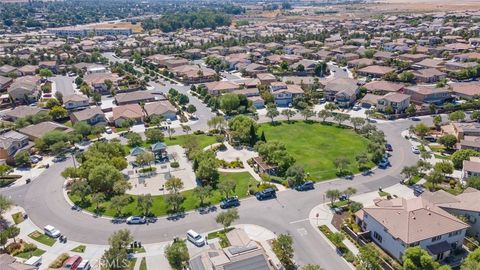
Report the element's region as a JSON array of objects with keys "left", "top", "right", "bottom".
[
  {"left": 257, "top": 121, "right": 372, "bottom": 181},
  {"left": 69, "top": 172, "right": 257, "bottom": 217}
]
